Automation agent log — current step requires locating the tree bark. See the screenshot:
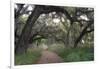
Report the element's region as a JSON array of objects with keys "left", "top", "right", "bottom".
[{"left": 15, "top": 6, "right": 41, "bottom": 54}]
